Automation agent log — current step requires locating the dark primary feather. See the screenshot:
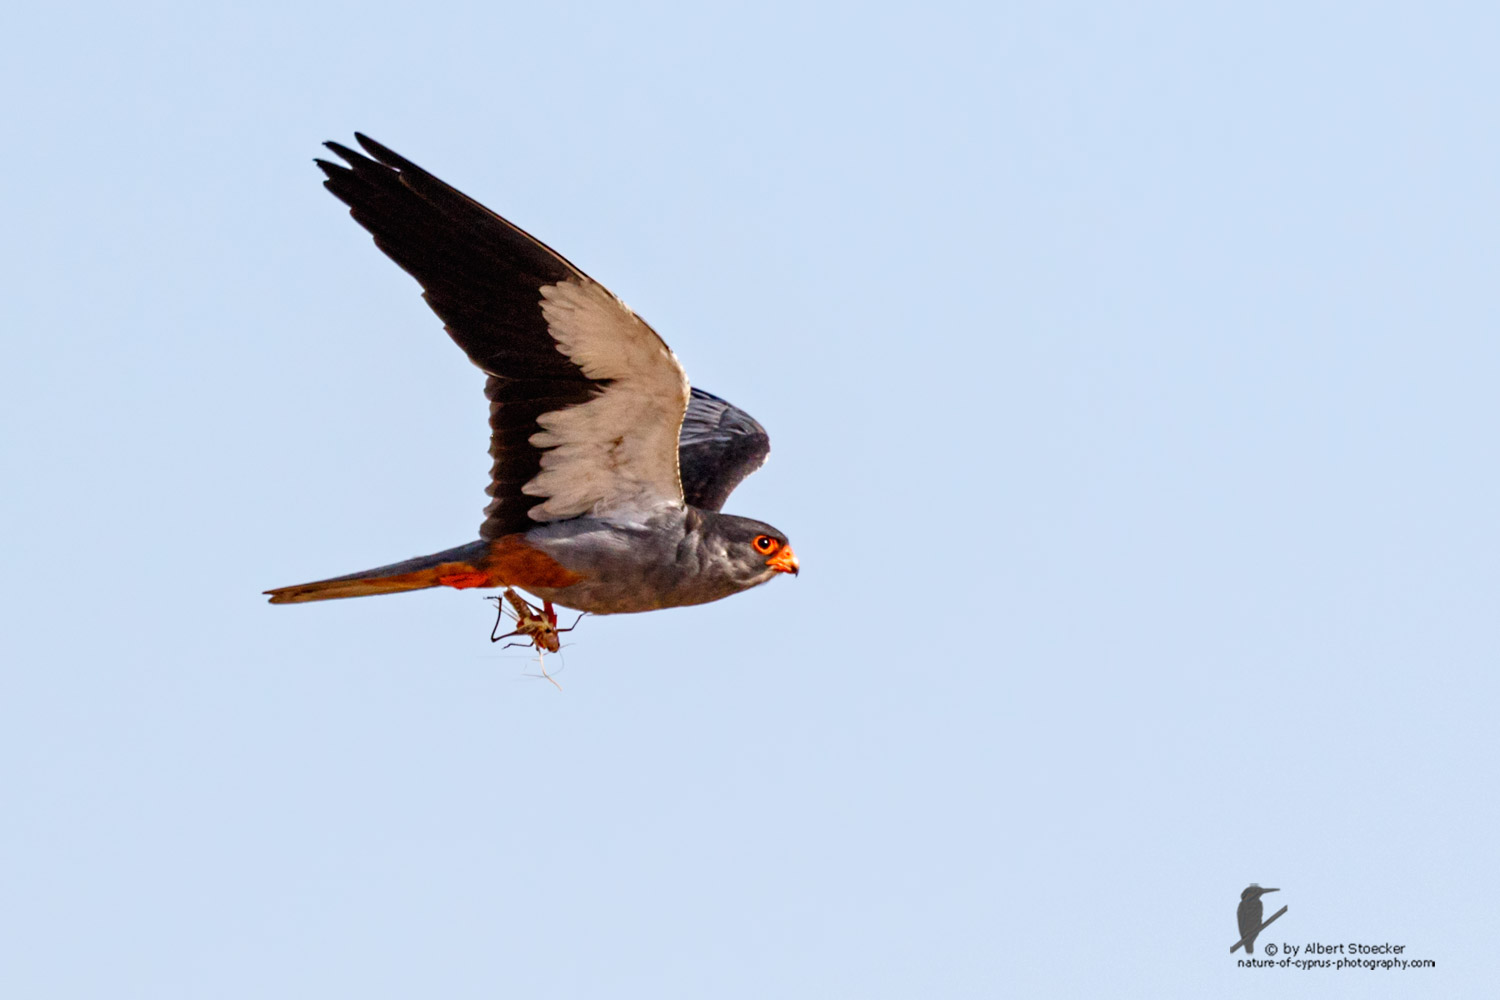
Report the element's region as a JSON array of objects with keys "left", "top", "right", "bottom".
[
  {"left": 316, "top": 135, "right": 606, "bottom": 538},
  {"left": 677, "top": 387, "right": 771, "bottom": 511}
]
